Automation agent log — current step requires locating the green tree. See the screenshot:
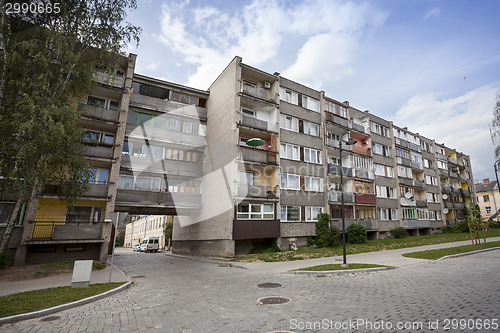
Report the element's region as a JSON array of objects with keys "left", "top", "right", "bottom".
[
  {"left": 315, "top": 213, "right": 340, "bottom": 248},
  {"left": 346, "top": 224, "right": 367, "bottom": 244},
  {"left": 0, "top": 1, "right": 141, "bottom": 254},
  {"left": 163, "top": 220, "right": 173, "bottom": 250},
  {"left": 465, "top": 202, "right": 483, "bottom": 245}
]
